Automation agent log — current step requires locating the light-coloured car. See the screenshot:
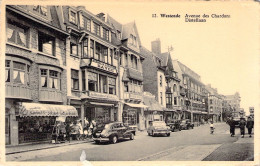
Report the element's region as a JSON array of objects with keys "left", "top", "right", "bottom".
[{"left": 147, "top": 121, "right": 171, "bottom": 137}]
